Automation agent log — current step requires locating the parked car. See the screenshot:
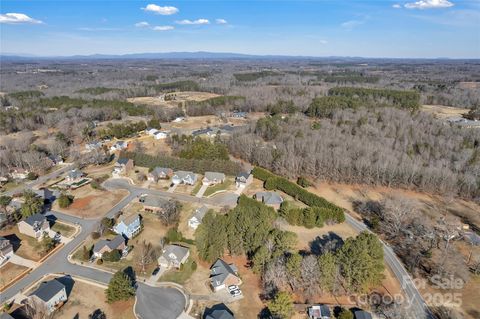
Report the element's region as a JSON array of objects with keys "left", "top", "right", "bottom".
[
  {"left": 152, "top": 267, "right": 160, "bottom": 276},
  {"left": 228, "top": 285, "right": 238, "bottom": 292},
  {"left": 230, "top": 289, "right": 242, "bottom": 297}
]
